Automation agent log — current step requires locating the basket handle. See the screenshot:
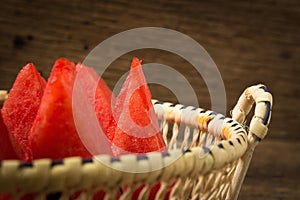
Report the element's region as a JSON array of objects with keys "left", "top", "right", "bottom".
[
  {"left": 231, "top": 84, "right": 273, "bottom": 140},
  {"left": 229, "top": 84, "right": 273, "bottom": 200}
]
